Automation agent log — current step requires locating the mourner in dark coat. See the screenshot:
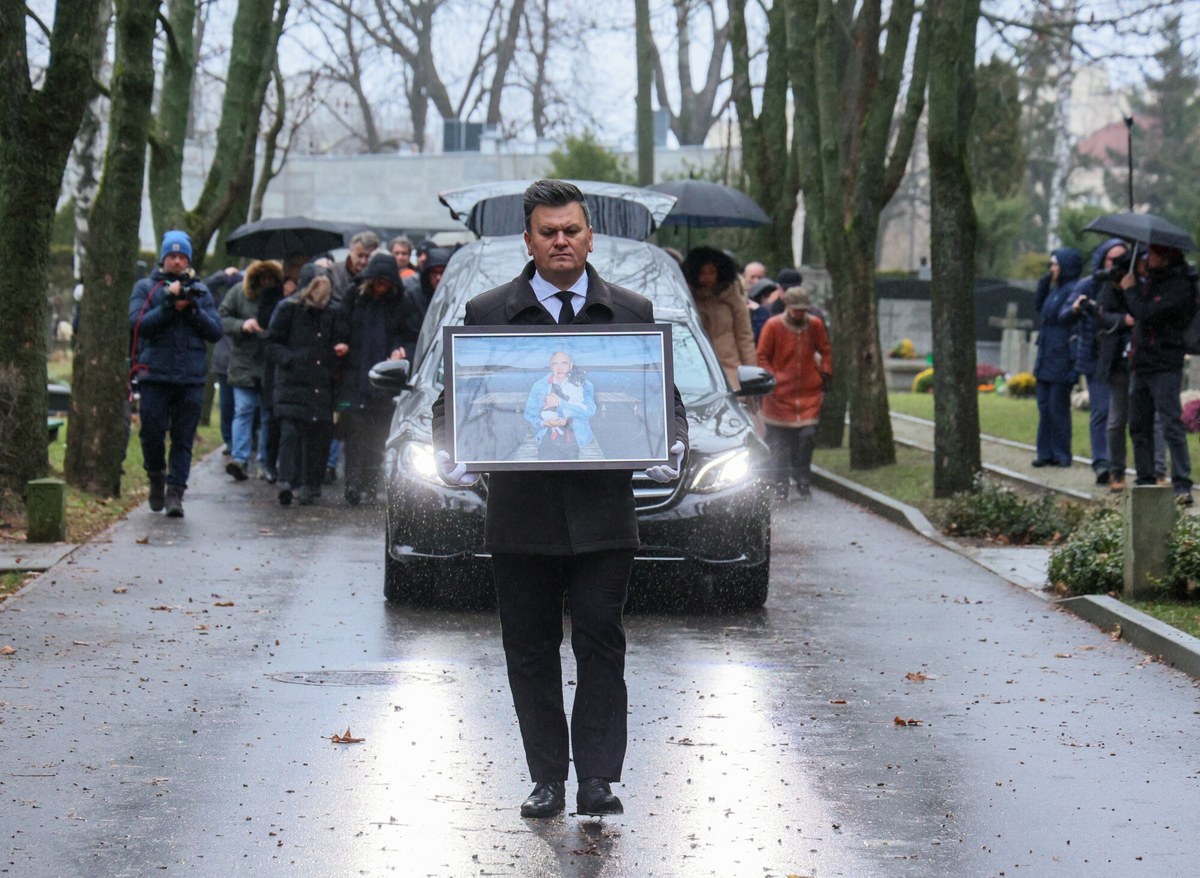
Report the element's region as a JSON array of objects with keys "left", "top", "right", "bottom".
[
  {"left": 267, "top": 266, "right": 347, "bottom": 505},
  {"left": 1114, "top": 244, "right": 1197, "bottom": 502},
  {"left": 431, "top": 180, "right": 688, "bottom": 820},
  {"left": 1032, "top": 247, "right": 1082, "bottom": 468},
  {"left": 338, "top": 251, "right": 408, "bottom": 505}
]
